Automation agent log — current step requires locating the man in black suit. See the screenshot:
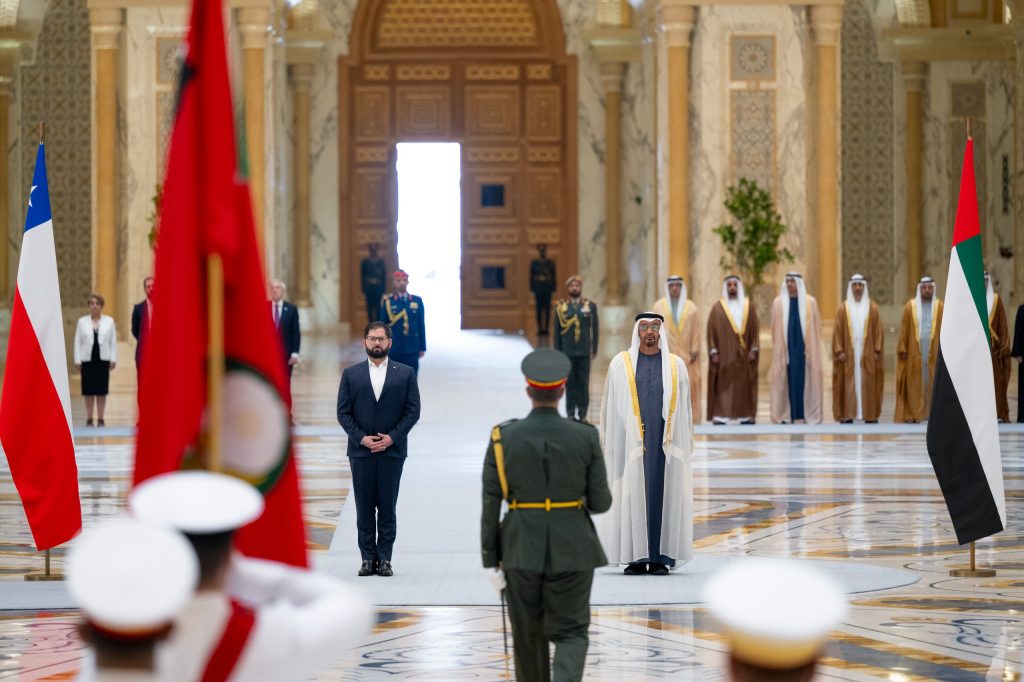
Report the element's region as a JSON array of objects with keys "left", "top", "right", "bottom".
[
  {"left": 337, "top": 321, "right": 421, "bottom": 578},
  {"left": 269, "top": 279, "right": 301, "bottom": 378},
  {"left": 131, "top": 276, "right": 155, "bottom": 395}
]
